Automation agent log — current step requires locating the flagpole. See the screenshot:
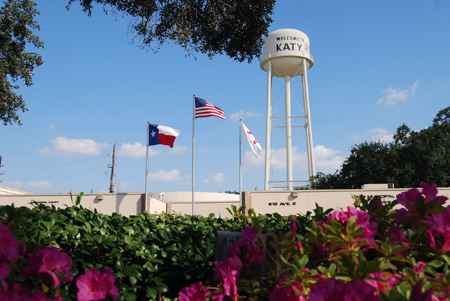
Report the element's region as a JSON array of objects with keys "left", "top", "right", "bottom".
[
  {"left": 144, "top": 119, "right": 149, "bottom": 213},
  {"left": 239, "top": 117, "right": 242, "bottom": 207},
  {"left": 192, "top": 93, "right": 196, "bottom": 216}
]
